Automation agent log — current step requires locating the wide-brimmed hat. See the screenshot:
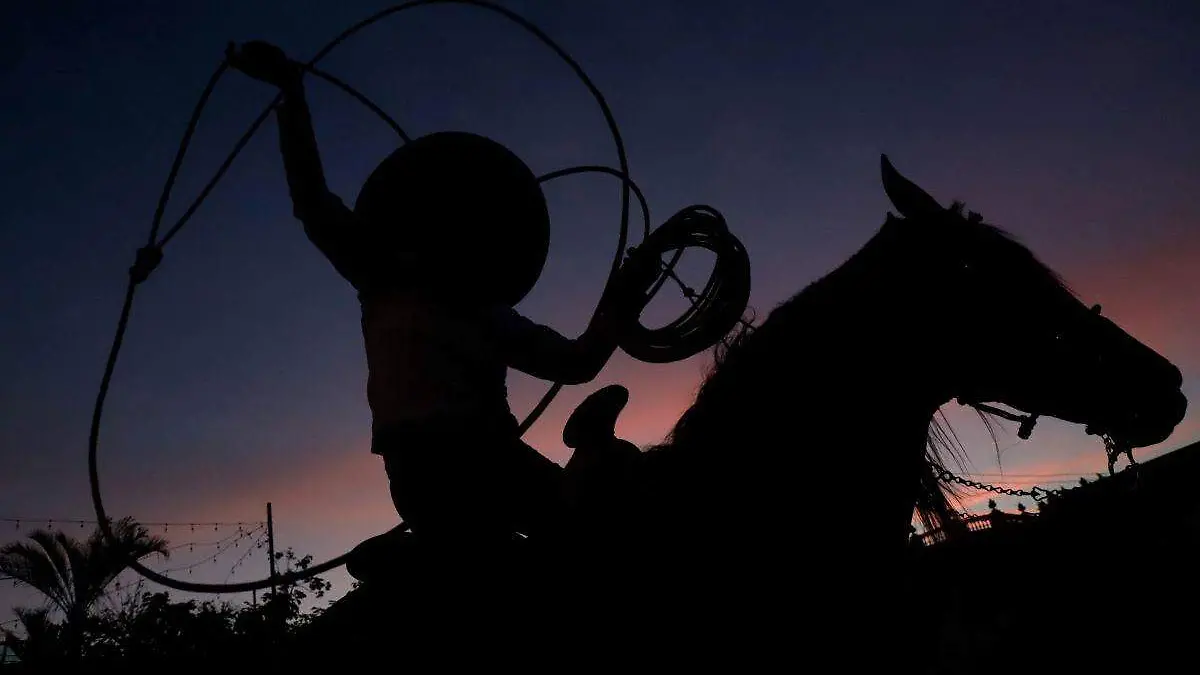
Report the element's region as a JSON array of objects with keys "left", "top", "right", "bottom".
[{"left": 354, "top": 131, "right": 550, "bottom": 306}]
